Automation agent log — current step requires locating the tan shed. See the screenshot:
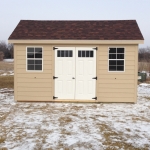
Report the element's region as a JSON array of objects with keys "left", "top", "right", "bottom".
[{"left": 8, "top": 20, "right": 144, "bottom": 103}]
